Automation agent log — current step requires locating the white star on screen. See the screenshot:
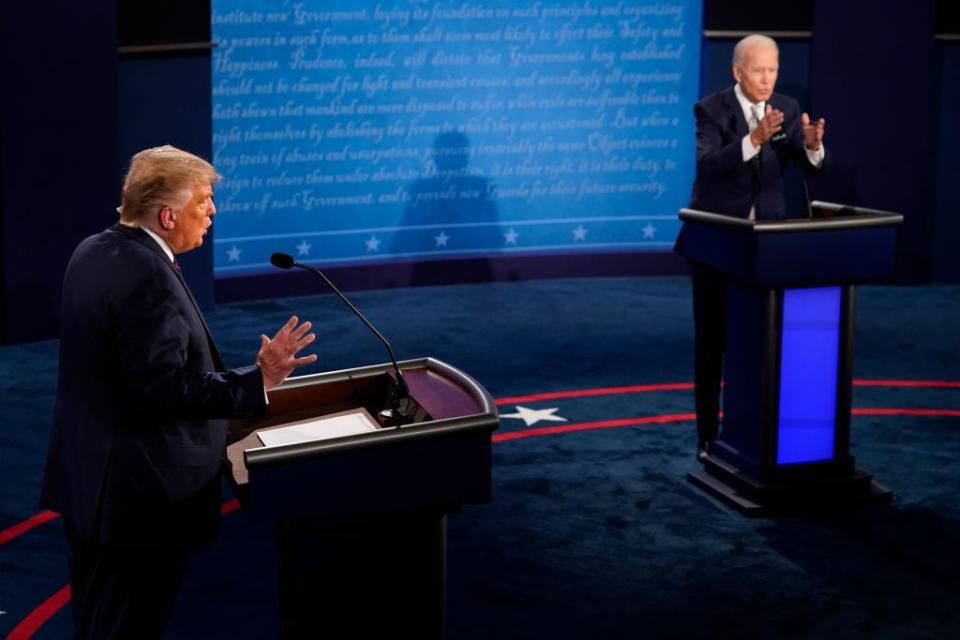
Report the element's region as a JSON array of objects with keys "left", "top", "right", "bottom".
[
  {"left": 499, "top": 406, "right": 568, "bottom": 427},
  {"left": 226, "top": 246, "right": 242, "bottom": 262},
  {"left": 642, "top": 223, "right": 657, "bottom": 239},
  {"left": 365, "top": 236, "right": 381, "bottom": 252},
  {"left": 296, "top": 240, "right": 312, "bottom": 256},
  {"left": 504, "top": 228, "right": 519, "bottom": 245},
  {"left": 434, "top": 231, "right": 450, "bottom": 247},
  {"left": 572, "top": 225, "right": 588, "bottom": 241}
]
